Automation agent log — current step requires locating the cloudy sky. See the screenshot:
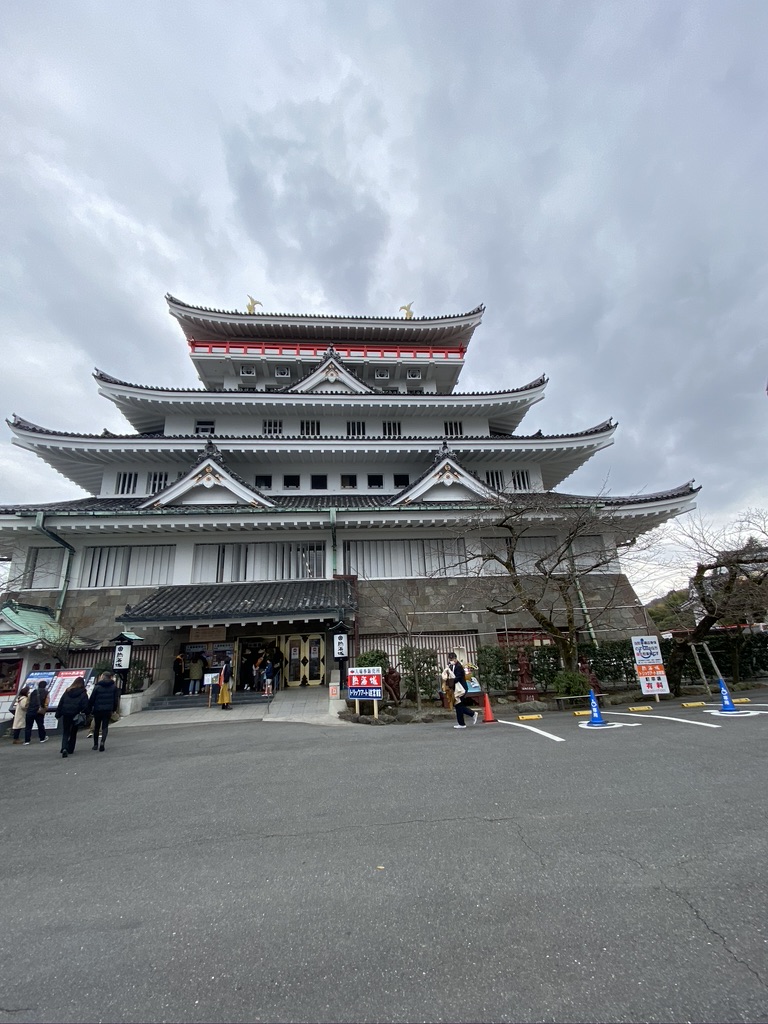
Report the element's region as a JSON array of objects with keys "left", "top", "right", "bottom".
[{"left": 1, "top": 0, "right": 766, "bottom": 531}]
